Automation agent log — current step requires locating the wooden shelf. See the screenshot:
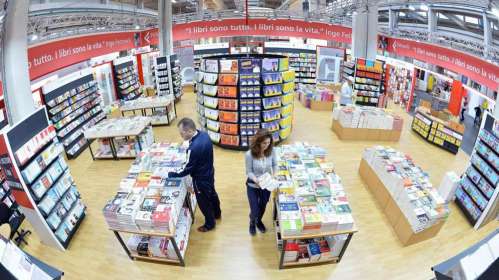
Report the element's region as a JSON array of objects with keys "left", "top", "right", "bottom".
[
  {"left": 282, "top": 257, "right": 339, "bottom": 267},
  {"left": 280, "top": 228, "right": 358, "bottom": 240},
  {"left": 131, "top": 254, "right": 181, "bottom": 264},
  {"left": 109, "top": 227, "right": 175, "bottom": 238}
]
